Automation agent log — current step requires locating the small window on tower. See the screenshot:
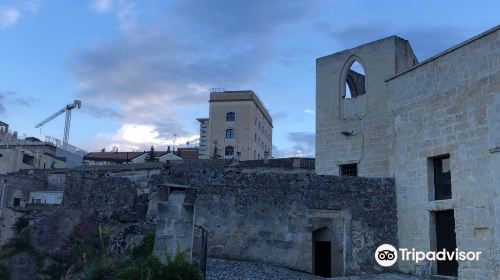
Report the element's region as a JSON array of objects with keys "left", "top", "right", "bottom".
[{"left": 340, "top": 164, "right": 357, "bottom": 176}]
